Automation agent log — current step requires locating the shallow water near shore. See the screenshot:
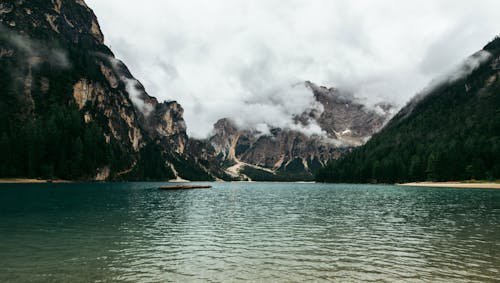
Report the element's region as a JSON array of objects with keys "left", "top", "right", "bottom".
[{"left": 1, "top": 182, "right": 499, "bottom": 282}]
